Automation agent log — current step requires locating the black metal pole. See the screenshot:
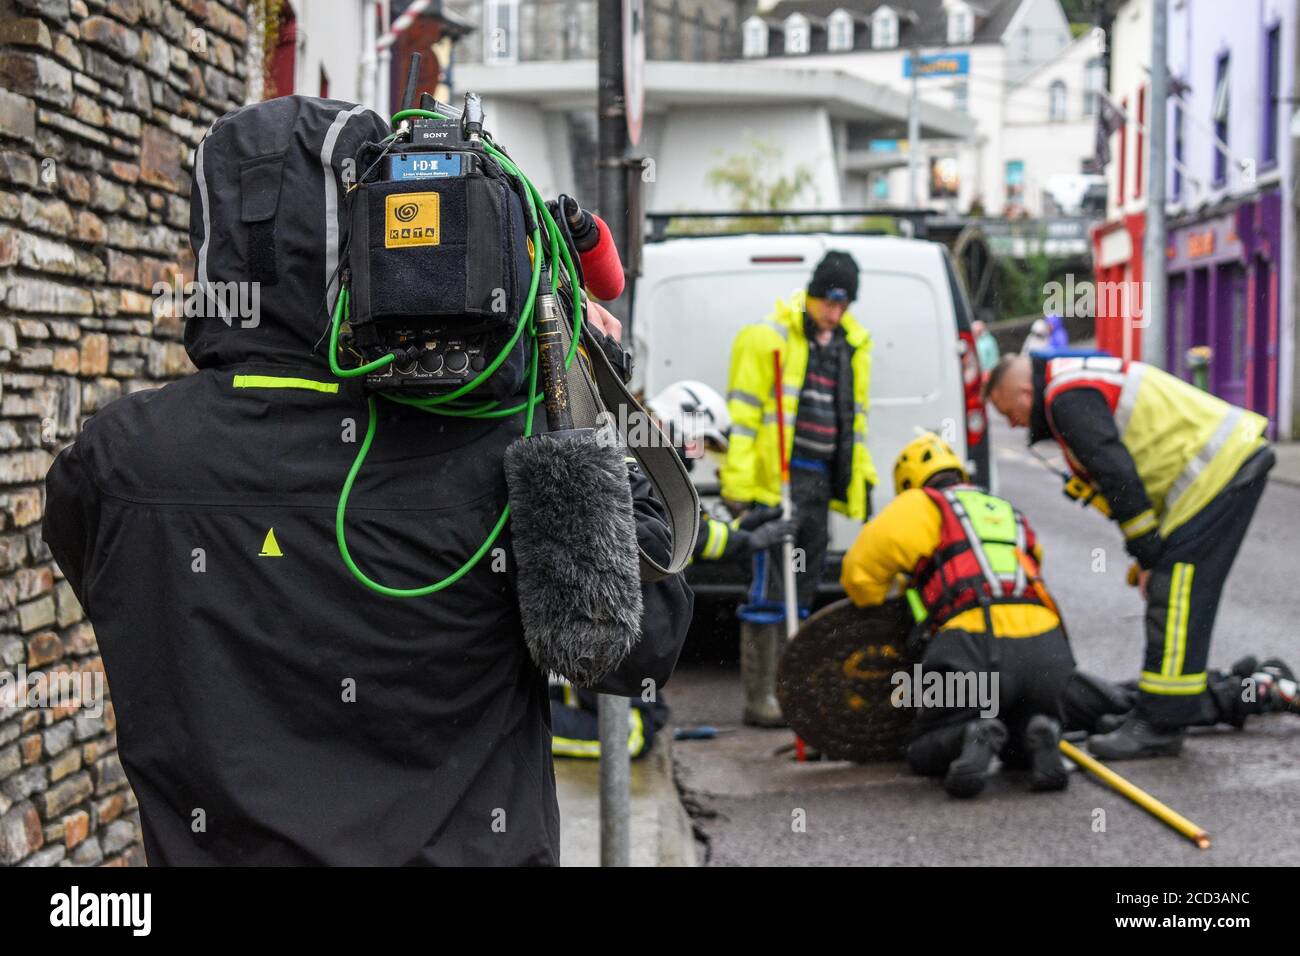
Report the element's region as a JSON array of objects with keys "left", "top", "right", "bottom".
[
  {"left": 596, "top": 0, "right": 631, "bottom": 869},
  {"left": 598, "top": 0, "right": 629, "bottom": 273}
]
